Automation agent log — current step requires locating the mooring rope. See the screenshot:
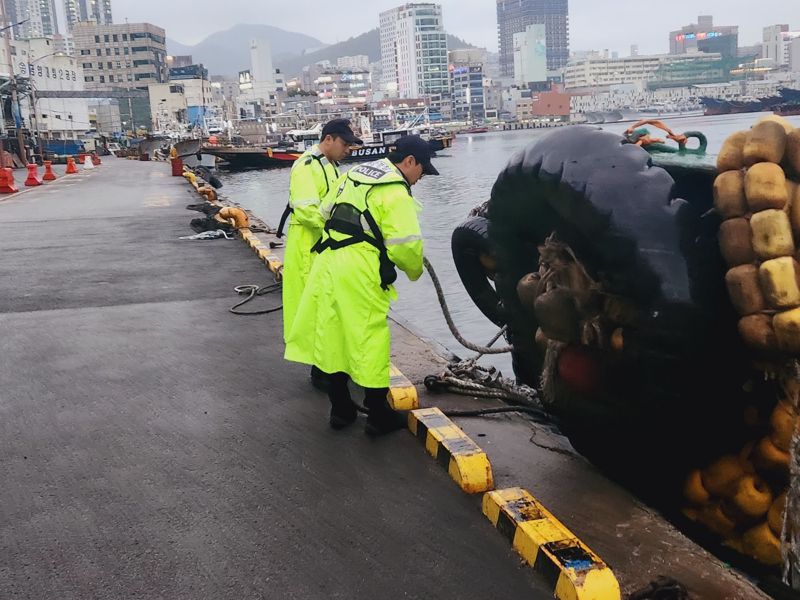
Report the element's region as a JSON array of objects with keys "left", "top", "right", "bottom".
[{"left": 423, "top": 256, "right": 513, "bottom": 355}]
